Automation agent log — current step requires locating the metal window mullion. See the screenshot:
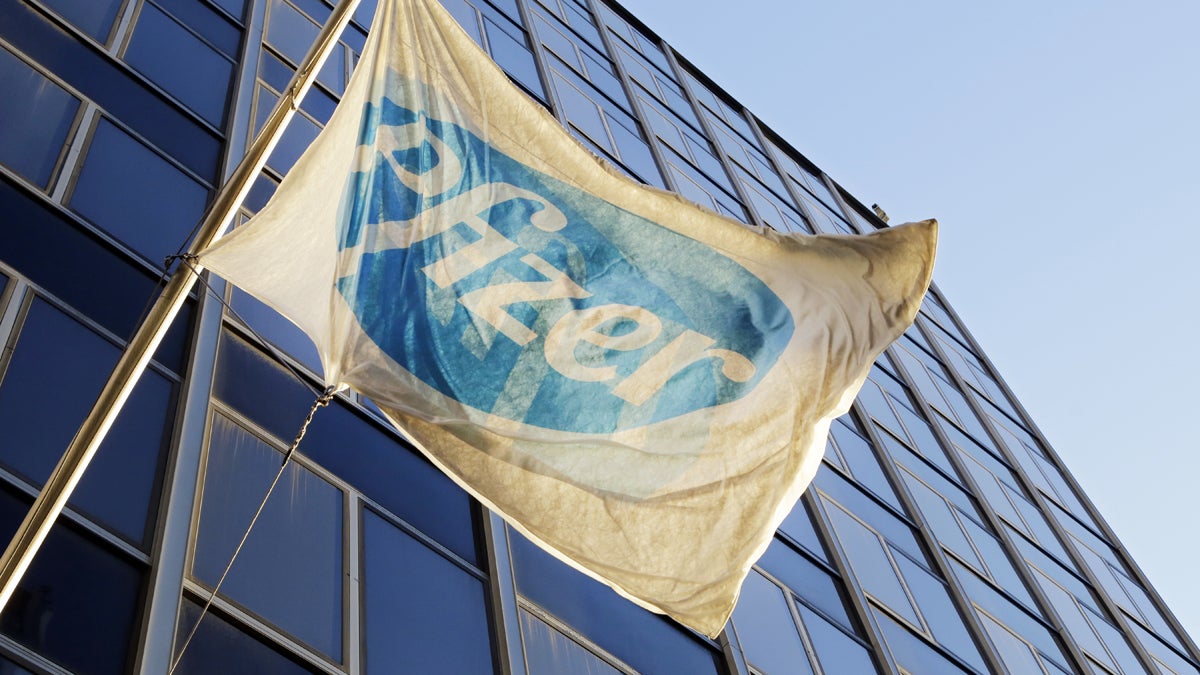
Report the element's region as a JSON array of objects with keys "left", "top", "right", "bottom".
[
  {"left": 915, "top": 296, "right": 1200, "bottom": 665},
  {"left": 509, "top": 0, "right": 559, "bottom": 112},
  {"left": 905, "top": 337, "right": 1183, "bottom": 670},
  {"left": 842, "top": 403, "right": 1007, "bottom": 674},
  {"left": 801, "top": 491, "right": 902, "bottom": 675},
  {"left": 482, "top": 512, "right": 529, "bottom": 675},
  {"left": 48, "top": 103, "right": 101, "bottom": 204},
  {"left": 345, "top": 495, "right": 362, "bottom": 675},
  {"left": 133, "top": 274, "right": 227, "bottom": 675},
  {"left": 577, "top": 0, "right": 681, "bottom": 195},
  {"left": 656, "top": 50, "right": 765, "bottom": 228},
  {"left": 877, "top": 353, "right": 1098, "bottom": 674},
  {"left": 742, "top": 114, "right": 825, "bottom": 233},
  {"left": 135, "top": 0, "right": 269, "bottom": 668}
]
